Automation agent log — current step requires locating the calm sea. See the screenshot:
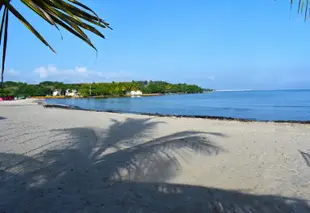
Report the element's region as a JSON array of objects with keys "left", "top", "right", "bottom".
[{"left": 45, "top": 90, "right": 310, "bottom": 121}]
